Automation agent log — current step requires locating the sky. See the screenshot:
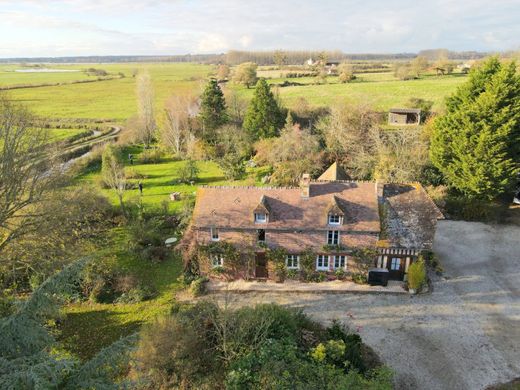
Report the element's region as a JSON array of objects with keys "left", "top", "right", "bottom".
[{"left": 0, "top": 0, "right": 519, "bottom": 58}]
